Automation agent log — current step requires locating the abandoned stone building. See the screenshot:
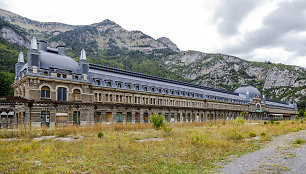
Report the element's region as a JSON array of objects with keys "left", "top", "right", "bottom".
[{"left": 0, "top": 37, "right": 298, "bottom": 128}]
